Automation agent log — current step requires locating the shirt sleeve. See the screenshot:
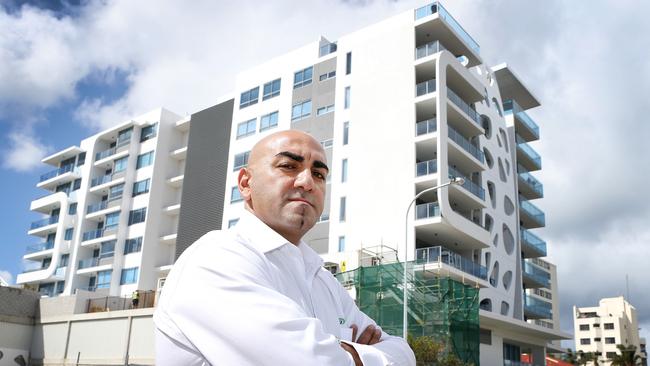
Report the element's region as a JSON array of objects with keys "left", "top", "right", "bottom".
[
  {"left": 333, "top": 272, "right": 417, "bottom": 366},
  {"left": 154, "top": 239, "right": 361, "bottom": 366}
]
